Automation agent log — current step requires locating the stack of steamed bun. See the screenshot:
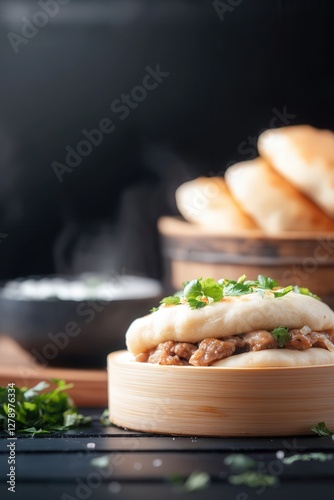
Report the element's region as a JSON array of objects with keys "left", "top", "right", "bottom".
[{"left": 176, "top": 125, "right": 334, "bottom": 234}]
